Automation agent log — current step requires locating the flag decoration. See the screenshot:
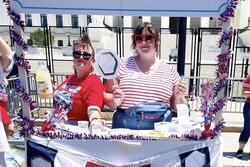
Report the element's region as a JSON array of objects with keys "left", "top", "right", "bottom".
[{"left": 26, "top": 137, "right": 221, "bottom": 167}]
